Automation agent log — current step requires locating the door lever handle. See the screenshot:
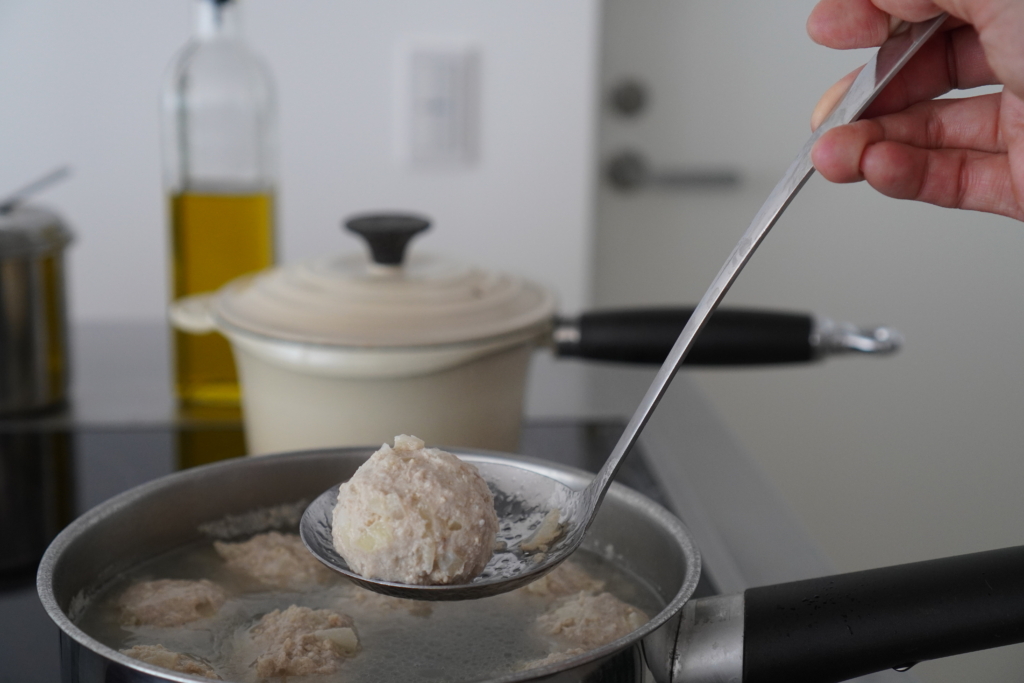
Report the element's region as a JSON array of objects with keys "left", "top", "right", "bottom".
[{"left": 606, "top": 150, "right": 740, "bottom": 191}]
